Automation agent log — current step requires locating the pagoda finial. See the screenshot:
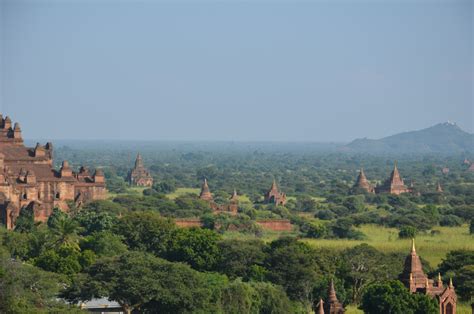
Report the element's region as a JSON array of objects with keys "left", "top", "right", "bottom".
[
  {"left": 409, "top": 272, "right": 413, "bottom": 283},
  {"left": 318, "top": 299, "right": 325, "bottom": 314},
  {"left": 438, "top": 273, "right": 442, "bottom": 286},
  {"left": 449, "top": 278, "right": 454, "bottom": 289},
  {"left": 328, "top": 279, "right": 338, "bottom": 303},
  {"left": 411, "top": 238, "right": 416, "bottom": 253}
]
